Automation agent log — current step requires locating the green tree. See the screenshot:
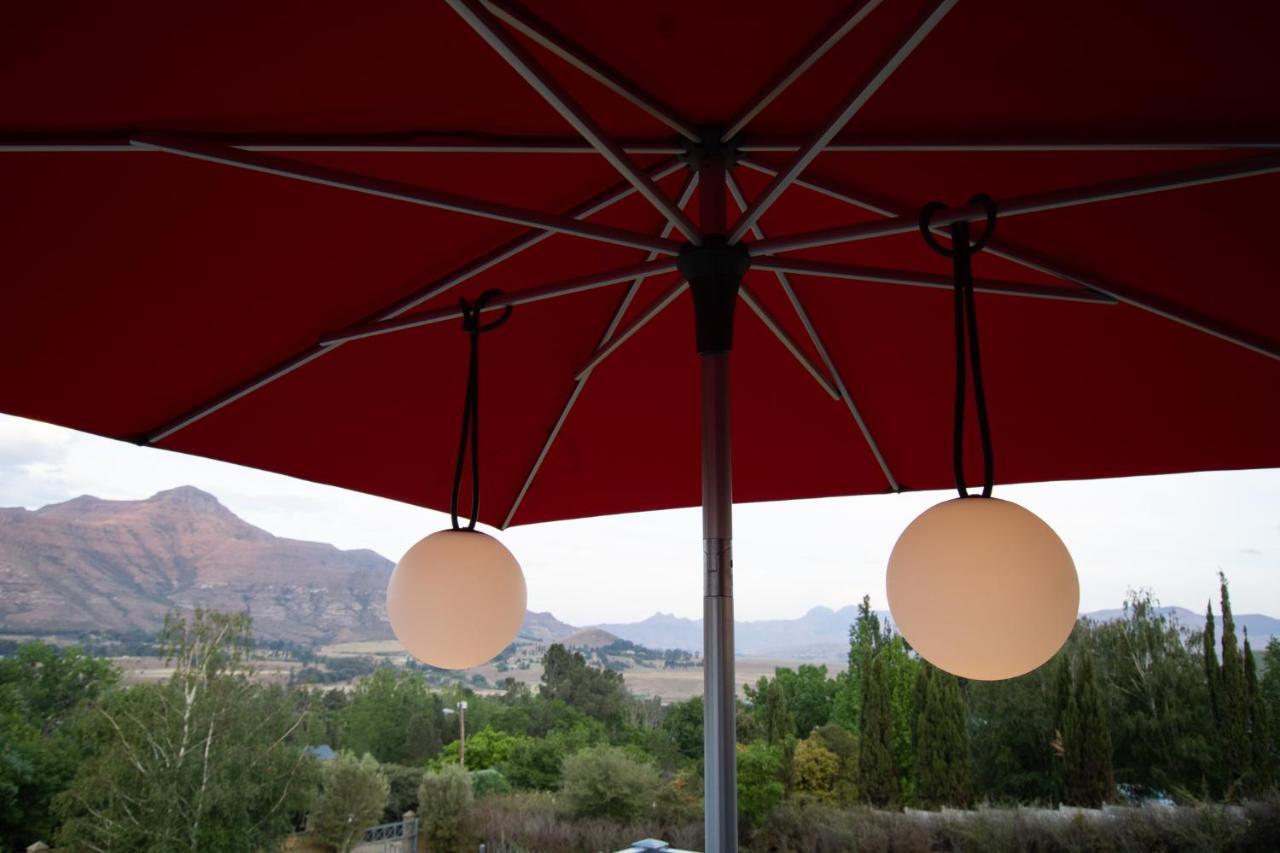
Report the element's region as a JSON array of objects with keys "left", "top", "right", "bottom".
[
  {"left": 858, "top": 651, "right": 898, "bottom": 806},
  {"left": 309, "top": 751, "right": 390, "bottom": 852},
  {"left": 55, "top": 611, "right": 319, "bottom": 852},
  {"left": 663, "top": 695, "right": 704, "bottom": 761},
  {"left": 339, "top": 666, "right": 446, "bottom": 764},
  {"left": 1063, "top": 653, "right": 1114, "bottom": 807},
  {"left": 0, "top": 642, "right": 118, "bottom": 850},
  {"left": 1220, "top": 573, "right": 1251, "bottom": 797},
  {"left": 418, "top": 764, "right": 473, "bottom": 853},
  {"left": 1205, "top": 601, "right": 1221, "bottom": 724},
  {"left": 737, "top": 741, "right": 785, "bottom": 829},
  {"left": 914, "top": 665, "right": 972, "bottom": 808},
  {"left": 1244, "top": 630, "right": 1272, "bottom": 793},
  {"left": 774, "top": 665, "right": 837, "bottom": 739},
  {"left": 561, "top": 745, "right": 661, "bottom": 822},
  {"left": 792, "top": 736, "right": 840, "bottom": 801},
  {"left": 810, "top": 723, "right": 859, "bottom": 804},
  {"left": 435, "top": 725, "right": 522, "bottom": 770},
  {"left": 540, "top": 644, "right": 629, "bottom": 728},
  {"left": 1260, "top": 638, "right": 1280, "bottom": 779},
  {"left": 1091, "top": 593, "right": 1214, "bottom": 800},
  {"left": 832, "top": 596, "right": 887, "bottom": 732}
]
